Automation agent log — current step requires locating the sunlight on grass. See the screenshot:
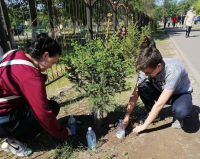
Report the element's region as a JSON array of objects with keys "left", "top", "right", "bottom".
[
  {"left": 154, "top": 26, "right": 167, "bottom": 44},
  {"left": 46, "top": 76, "right": 71, "bottom": 98}
]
